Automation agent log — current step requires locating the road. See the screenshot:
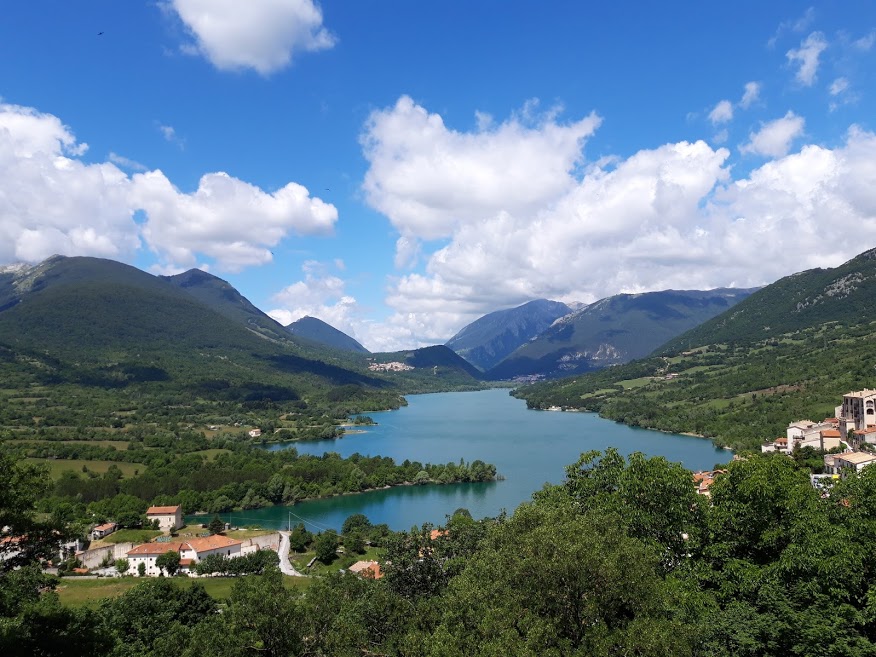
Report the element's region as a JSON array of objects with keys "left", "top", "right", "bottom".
[{"left": 277, "top": 531, "right": 305, "bottom": 577}]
